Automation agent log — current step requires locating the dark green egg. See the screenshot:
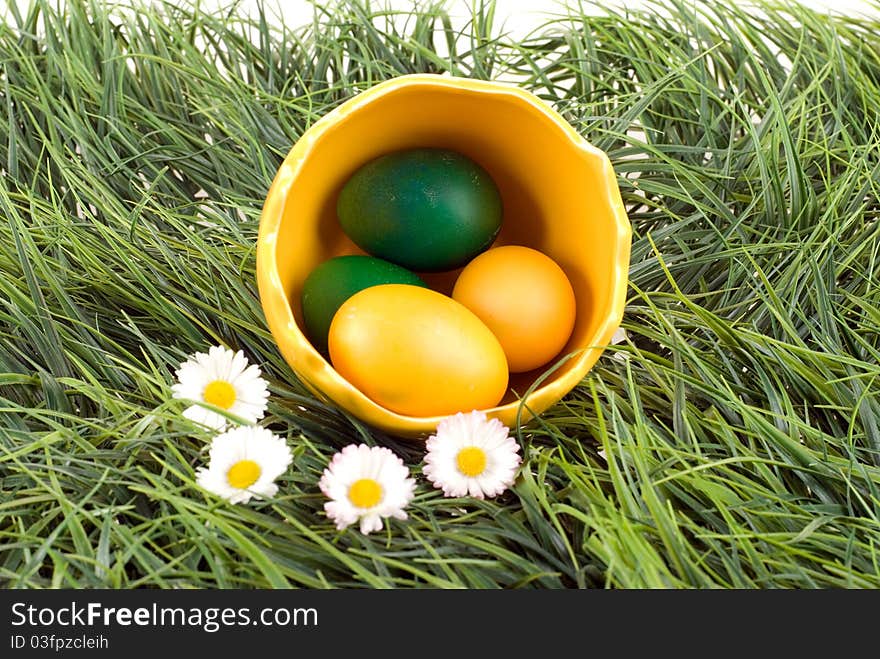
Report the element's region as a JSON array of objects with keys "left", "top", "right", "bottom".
[
  {"left": 300, "top": 255, "right": 426, "bottom": 355},
  {"left": 337, "top": 148, "right": 503, "bottom": 272}
]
